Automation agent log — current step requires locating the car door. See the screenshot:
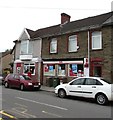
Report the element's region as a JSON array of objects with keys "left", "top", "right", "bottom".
[
  {"left": 82, "top": 78, "right": 102, "bottom": 98},
  {"left": 7, "top": 74, "right": 15, "bottom": 87},
  {"left": 66, "top": 78, "right": 85, "bottom": 97},
  {"left": 13, "top": 74, "right": 21, "bottom": 88}
]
